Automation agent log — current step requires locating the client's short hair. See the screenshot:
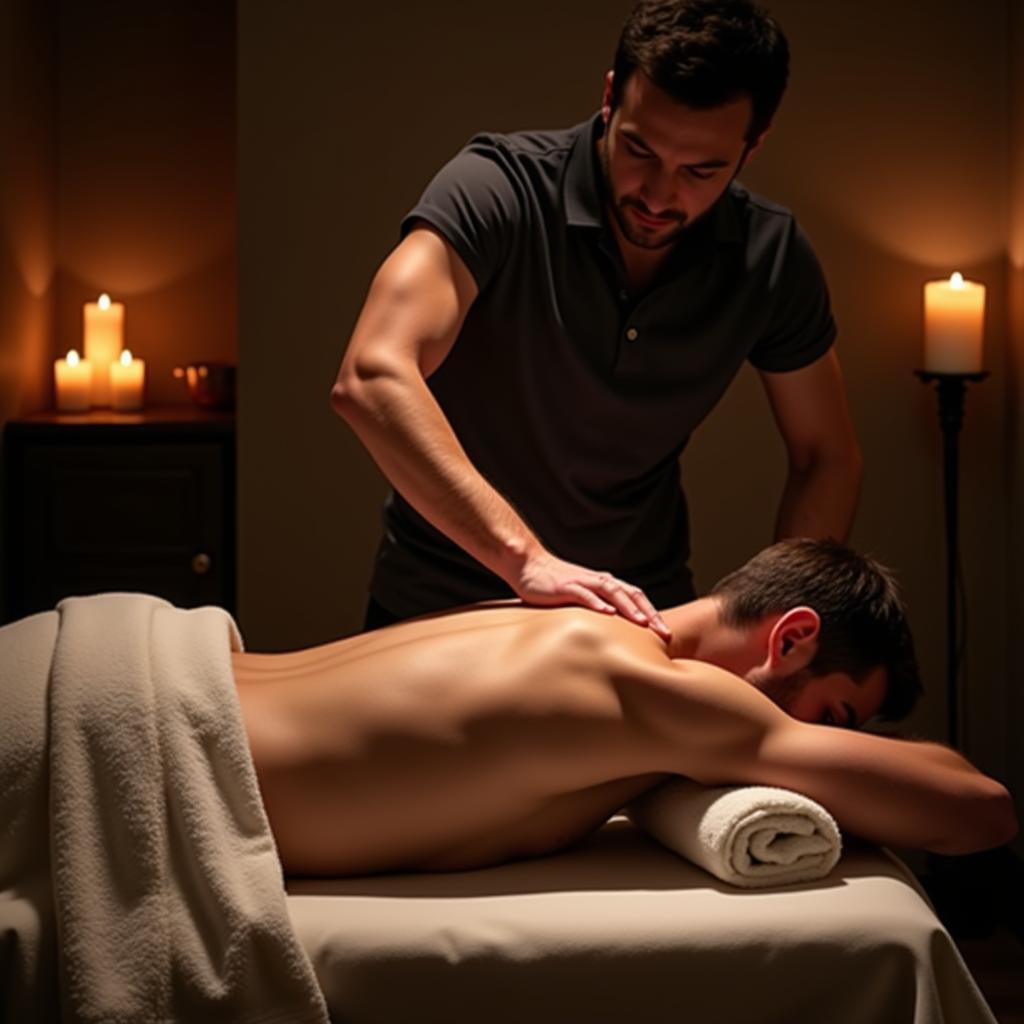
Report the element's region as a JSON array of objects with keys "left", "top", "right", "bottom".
[{"left": 710, "top": 539, "right": 922, "bottom": 721}]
